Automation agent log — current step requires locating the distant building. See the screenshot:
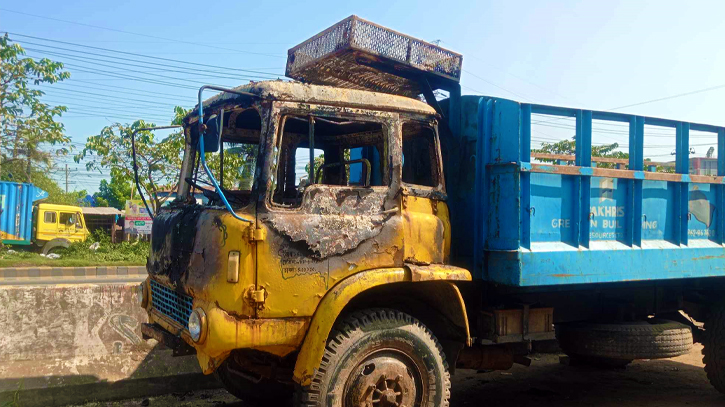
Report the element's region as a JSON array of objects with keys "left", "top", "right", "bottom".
[
  {"left": 156, "top": 186, "right": 211, "bottom": 206},
  {"left": 690, "top": 157, "right": 718, "bottom": 176},
  {"left": 650, "top": 157, "right": 718, "bottom": 175}
]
